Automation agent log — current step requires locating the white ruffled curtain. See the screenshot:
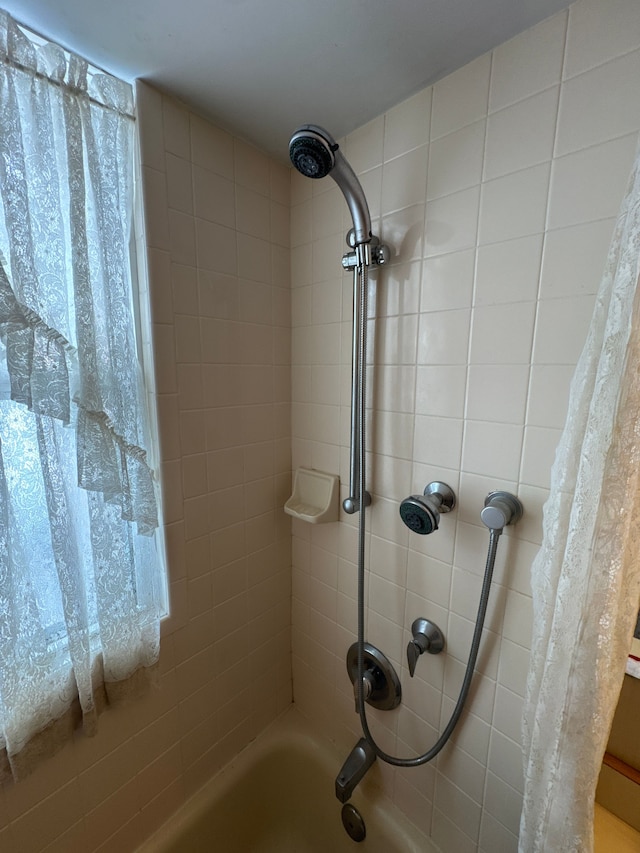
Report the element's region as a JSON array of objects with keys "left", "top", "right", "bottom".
[
  {"left": 520, "top": 139, "right": 640, "bottom": 851},
  {"left": 0, "top": 11, "right": 163, "bottom": 781}
]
